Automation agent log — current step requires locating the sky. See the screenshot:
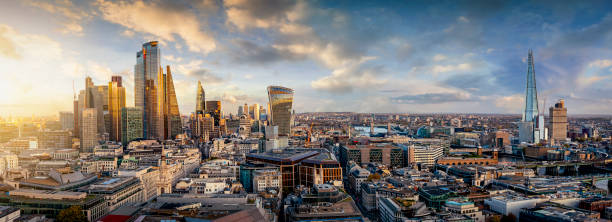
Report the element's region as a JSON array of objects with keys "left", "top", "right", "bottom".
[{"left": 1, "top": 0, "right": 612, "bottom": 117}]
